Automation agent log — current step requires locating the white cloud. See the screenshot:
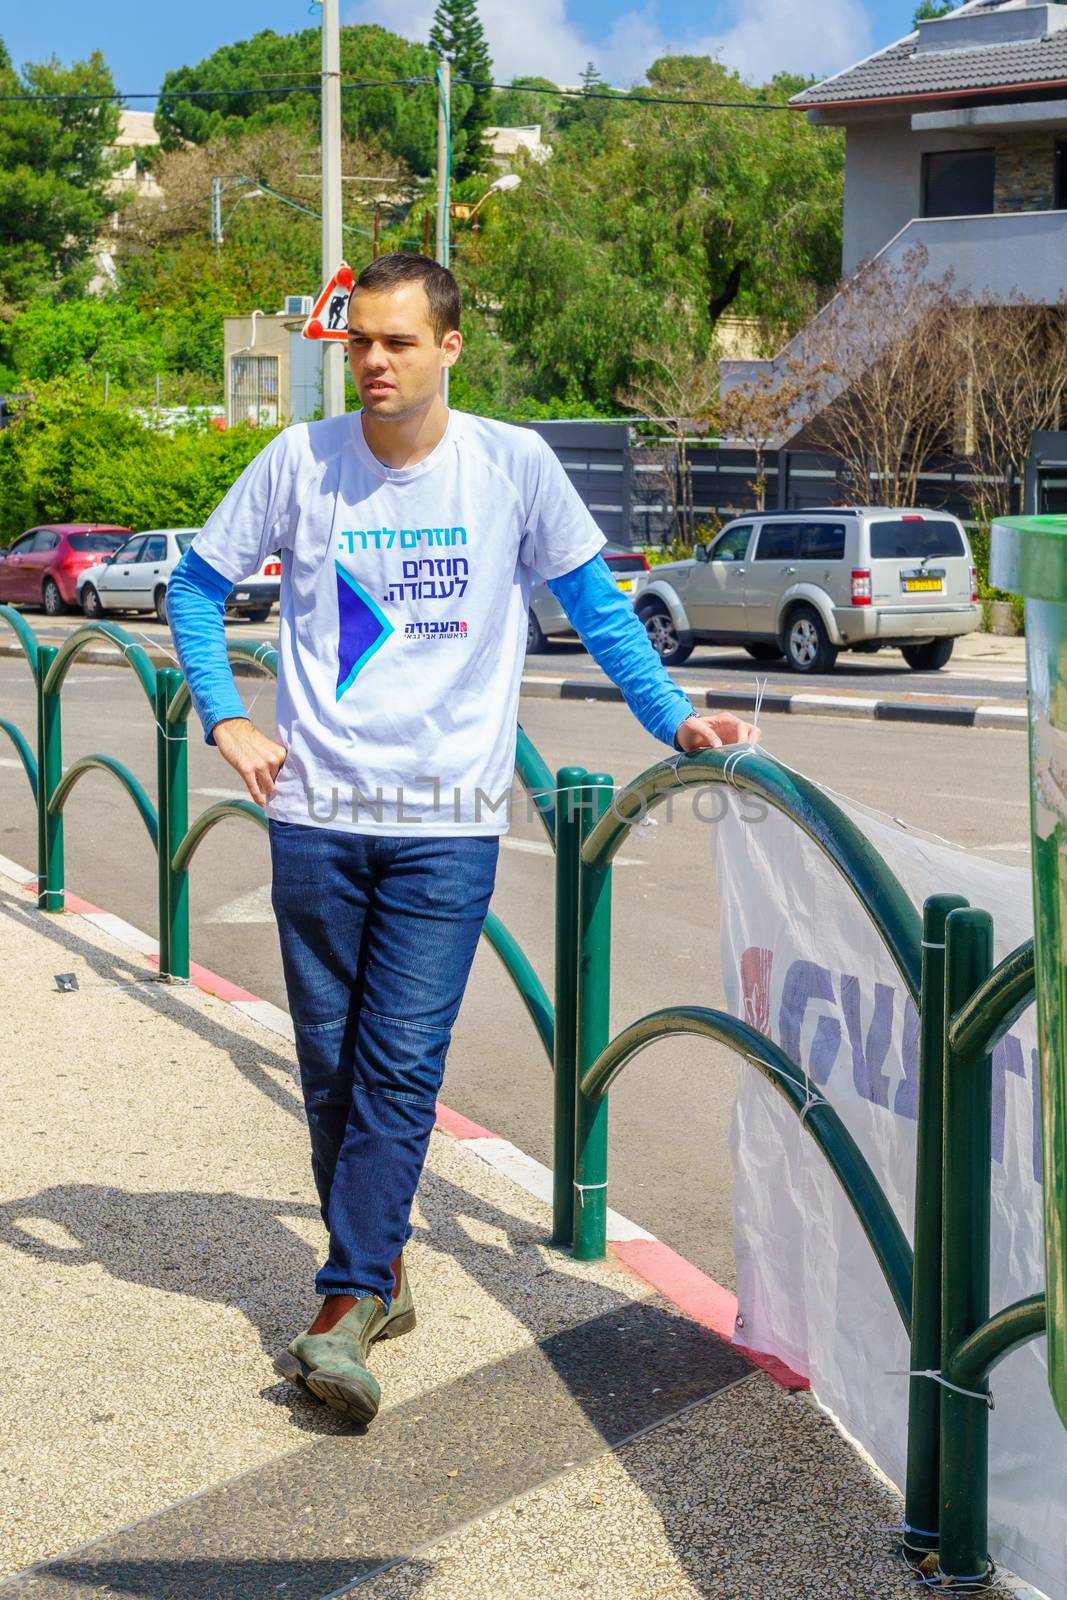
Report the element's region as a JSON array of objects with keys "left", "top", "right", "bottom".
[{"left": 344, "top": 0, "right": 874, "bottom": 90}]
